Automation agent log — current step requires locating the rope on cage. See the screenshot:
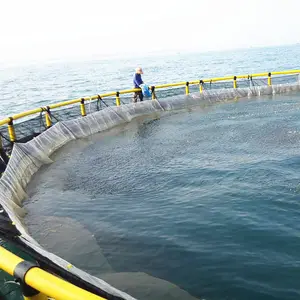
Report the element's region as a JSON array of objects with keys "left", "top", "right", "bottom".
[
  {"left": 46, "top": 106, "right": 60, "bottom": 123},
  {"left": 39, "top": 110, "right": 46, "bottom": 131},
  {"left": 96, "top": 95, "right": 102, "bottom": 111},
  {"left": 250, "top": 75, "right": 256, "bottom": 87},
  {"left": 98, "top": 95, "right": 110, "bottom": 108}
]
